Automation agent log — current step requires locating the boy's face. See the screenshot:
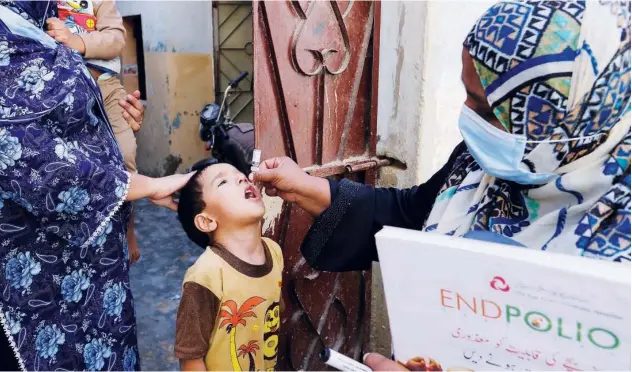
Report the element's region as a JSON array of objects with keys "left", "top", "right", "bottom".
[{"left": 195, "top": 164, "right": 265, "bottom": 232}]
